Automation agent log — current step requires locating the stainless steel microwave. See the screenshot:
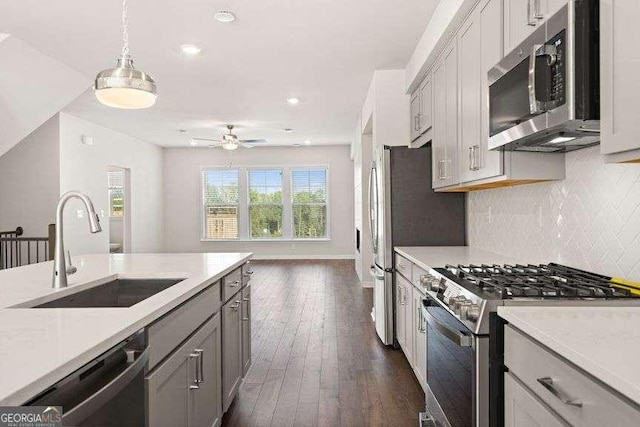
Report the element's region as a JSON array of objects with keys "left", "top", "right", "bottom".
[{"left": 488, "top": 0, "right": 599, "bottom": 153}]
